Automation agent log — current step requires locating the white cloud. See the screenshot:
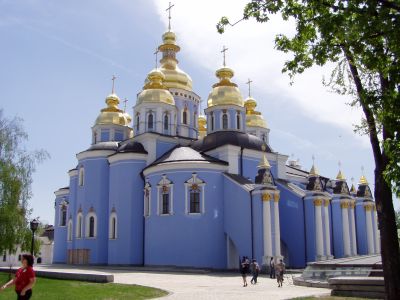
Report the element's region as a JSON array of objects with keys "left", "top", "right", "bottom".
[{"left": 152, "top": 0, "right": 364, "bottom": 135}]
